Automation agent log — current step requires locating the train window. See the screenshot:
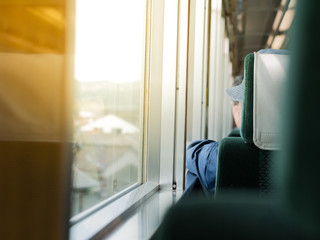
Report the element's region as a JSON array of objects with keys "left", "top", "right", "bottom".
[
  {"left": 71, "top": 0, "right": 146, "bottom": 217},
  {"left": 186, "top": 0, "right": 209, "bottom": 146},
  {"left": 186, "top": 0, "right": 234, "bottom": 145}
]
